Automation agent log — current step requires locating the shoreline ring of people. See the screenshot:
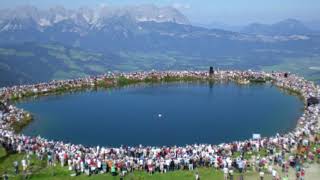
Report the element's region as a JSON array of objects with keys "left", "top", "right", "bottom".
[{"left": 0, "top": 70, "right": 319, "bottom": 179}]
